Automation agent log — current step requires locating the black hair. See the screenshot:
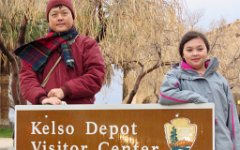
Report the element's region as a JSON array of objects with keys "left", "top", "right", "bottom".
[{"left": 179, "top": 31, "right": 210, "bottom": 58}]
